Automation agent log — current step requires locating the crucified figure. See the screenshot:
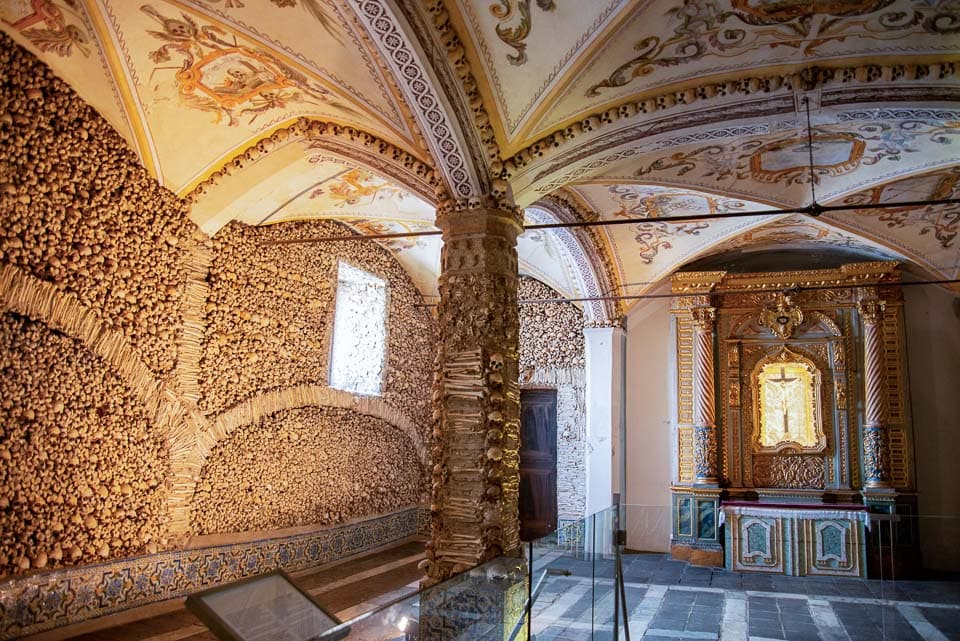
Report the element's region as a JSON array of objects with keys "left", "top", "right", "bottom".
[{"left": 768, "top": 367, "right": 799, "bottom": 438}]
